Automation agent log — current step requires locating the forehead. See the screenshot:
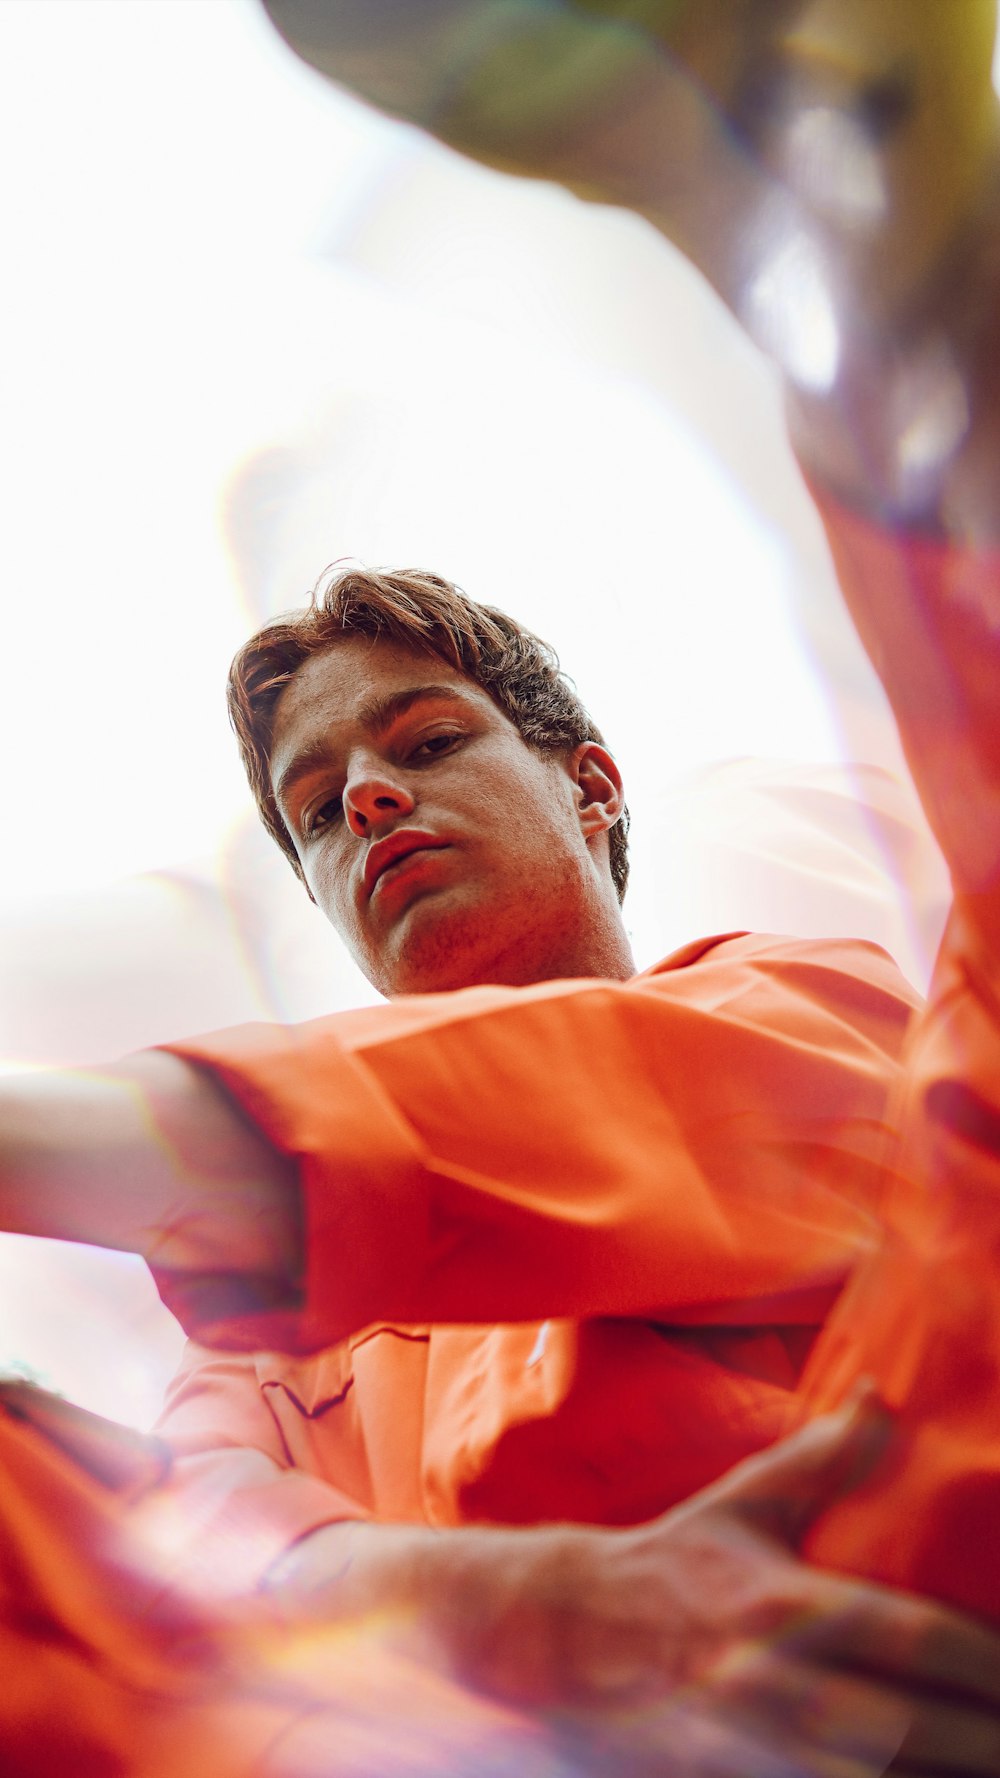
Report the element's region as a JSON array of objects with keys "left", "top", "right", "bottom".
[{"left": 268, "top": 635, "right": 498, "bottom": 788}]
